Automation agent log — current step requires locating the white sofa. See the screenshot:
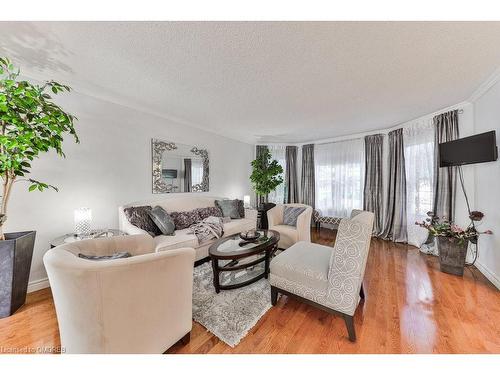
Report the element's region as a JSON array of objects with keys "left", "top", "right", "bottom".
[
  {"left": 43, "top": 234, "right": 195, "bottom": 353},
  {"left": 118, "top": 196, "right": 257, "bottom": 261},
  {"left": 267, "top": 203, "right": 313, "bottom": 249}
]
